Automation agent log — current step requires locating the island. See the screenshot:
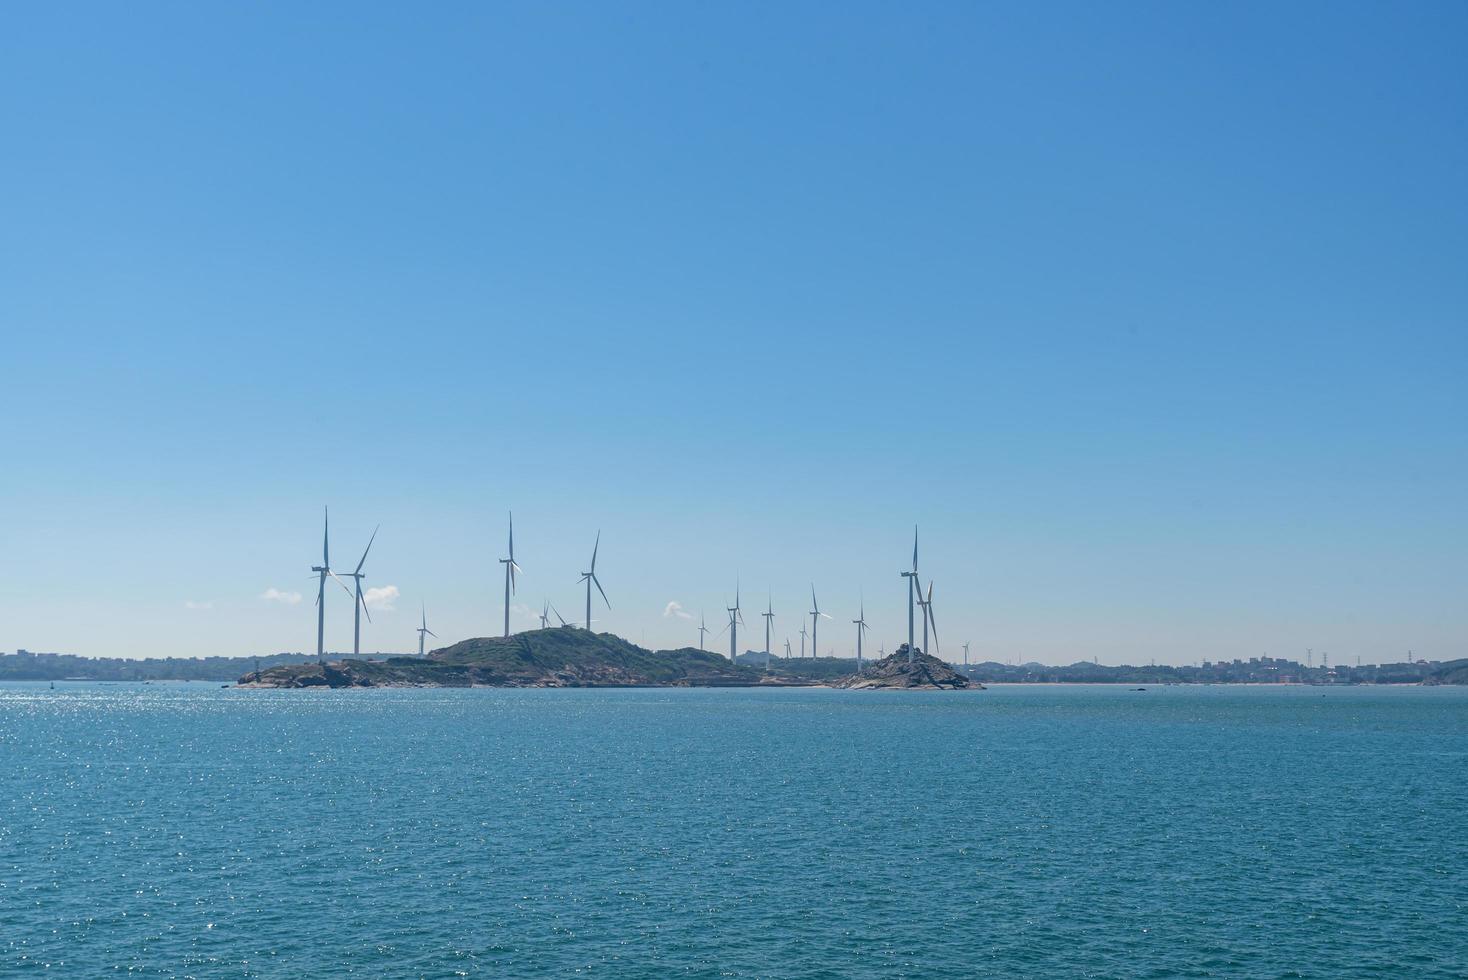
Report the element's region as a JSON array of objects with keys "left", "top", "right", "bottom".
[
  {"left": 236, "top": 628, "right": 972, "bottom": 690},
  {"left": 239, "top": 627, "right": 812, "bottom": 688},
  {"left": 830, "top": 646, "right": 974, "bottom": 690}
]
